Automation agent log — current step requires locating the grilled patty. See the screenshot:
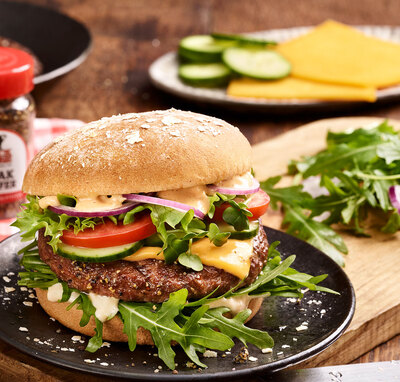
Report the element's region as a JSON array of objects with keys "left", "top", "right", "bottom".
[{"left": 38, "top": 227, "right": 269, "bottom": 303}]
